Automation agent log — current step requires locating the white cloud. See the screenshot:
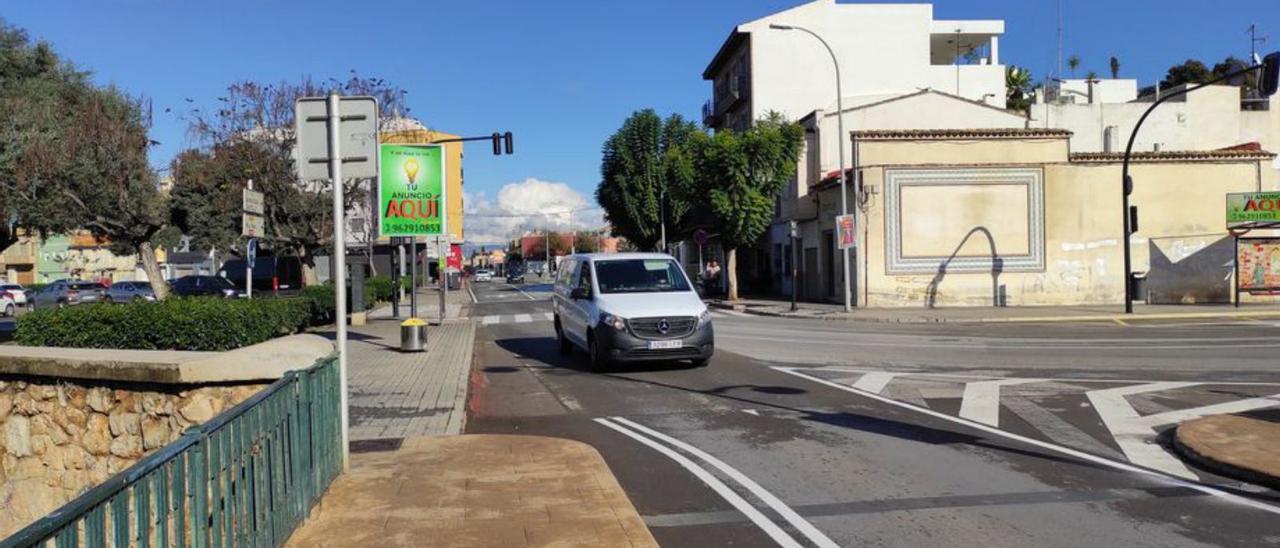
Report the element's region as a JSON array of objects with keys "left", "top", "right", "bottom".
[{"left": 464, "top": 178, "right": 604, "bottom": 244}]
